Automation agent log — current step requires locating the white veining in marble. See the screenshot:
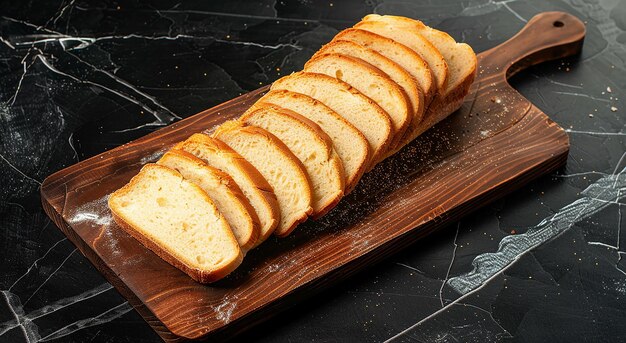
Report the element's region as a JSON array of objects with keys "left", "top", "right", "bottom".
[{"left": 447, "top": 160, "right": 626, "bottom": 294}]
